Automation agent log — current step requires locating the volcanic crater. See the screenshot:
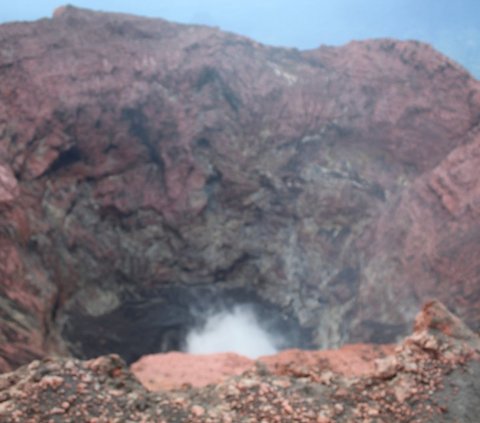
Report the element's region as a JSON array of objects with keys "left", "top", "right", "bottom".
[{"left": 0, "top": 5, "right": 480, "bottom": 375}]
